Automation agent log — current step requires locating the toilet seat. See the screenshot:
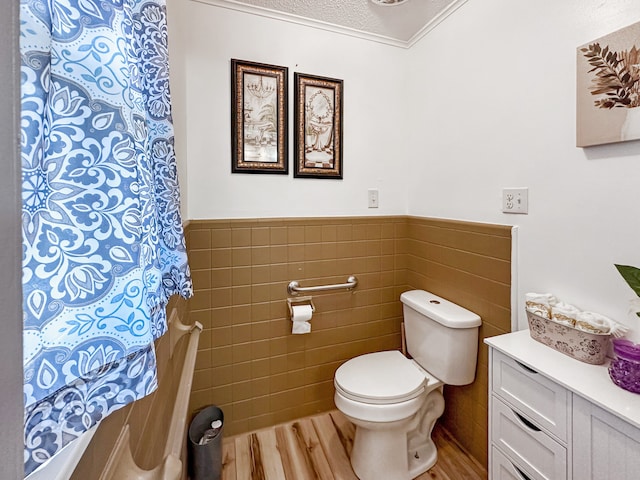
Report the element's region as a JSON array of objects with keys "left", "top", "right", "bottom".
[{"left": 334, "top": 351, "right": 426, "bottom": 405}]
